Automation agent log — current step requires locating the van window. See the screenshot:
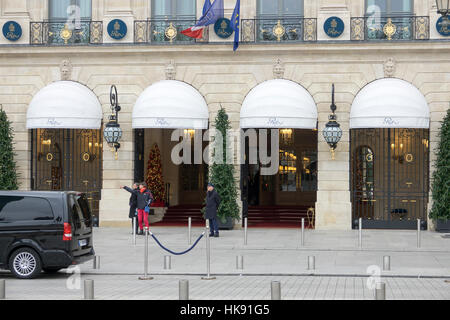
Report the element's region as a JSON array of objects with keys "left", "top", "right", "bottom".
[
  {"left": 68, "top": 194, "right": 91, "bottom": 227},
  {"left": 0, "top": 196, "right": 54, "bottom": 221}
]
